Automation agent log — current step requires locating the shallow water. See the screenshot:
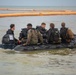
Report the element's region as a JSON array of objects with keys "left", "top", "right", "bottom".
[
  {"left": 0, "top": 49, "right": 76, "bottom": 75},
  {"left": 0, "top": 15, "right": 76, "bottom": 75}
]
